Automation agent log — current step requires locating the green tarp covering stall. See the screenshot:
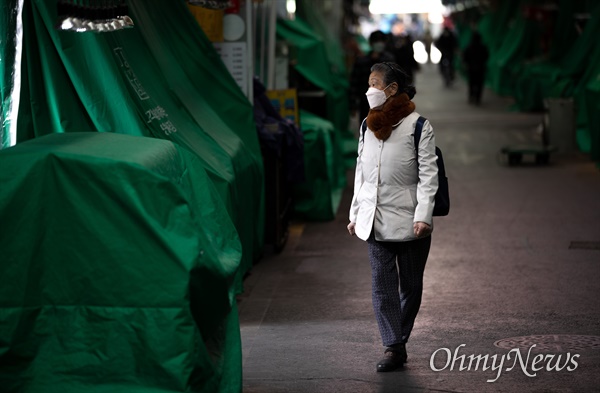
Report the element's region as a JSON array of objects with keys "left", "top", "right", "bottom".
[
  {"left": 5, "top": 0, "right": 264, "bottom": 293},
  {"left": 512, "top": 4, "right": 600, "bottom": 112},
  {"left": 474, "top": 0, "right": 540, "bottom": 95},
  {"left": 0, "top": 0, "right": 20, "bottom": 147},
  {"left": 474, "top": 0, "right": 600, "bottom": 161},
  {"left": 585, "top": 79, "right": 600, "bottom": 162},
  {"left": 0, "top": 133, "right": 242, "bottom": 392},
  {"left": 276, "top": 17, "right": 348, "bottom": 220},
  {"left": 0, "top": 0, "right": 268, "bottom": 391},
  {"left": 295, "top": 109, "right": 342, "bottom": 221}
]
